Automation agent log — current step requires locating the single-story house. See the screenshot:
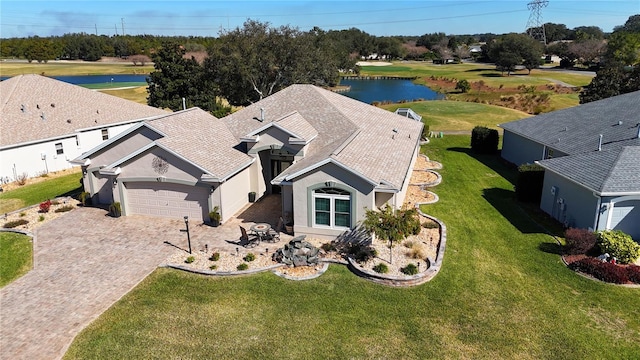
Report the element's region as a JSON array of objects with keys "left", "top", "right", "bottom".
[
  {"left": 0, "top": 74, "right": 169, "bottom": 182},
  {"left": 73, "top": 84, "right": 423, "bottom": 239},
  {"left": 499, "top": 90, "right": 640, "bottom": 239}
]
